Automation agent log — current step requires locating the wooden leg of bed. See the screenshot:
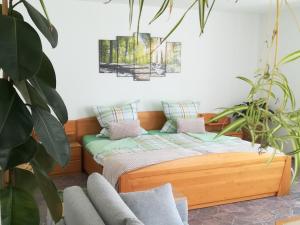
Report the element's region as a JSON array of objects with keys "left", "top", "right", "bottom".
[{"left": 277, "top": 156, "right": 291, "bottom": 196}]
